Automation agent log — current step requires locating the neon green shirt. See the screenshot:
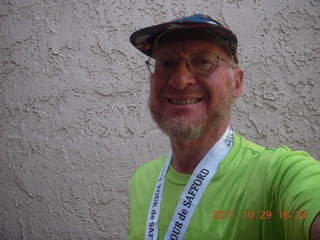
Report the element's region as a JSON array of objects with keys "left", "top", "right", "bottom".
[{"left": 128, "top": 133, "right": 320, "bottom": 239}]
